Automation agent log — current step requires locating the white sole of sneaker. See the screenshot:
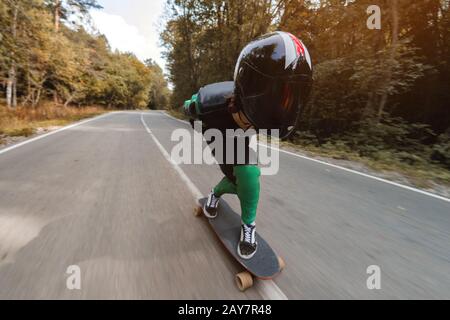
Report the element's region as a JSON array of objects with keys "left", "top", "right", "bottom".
[
  {"left": 237, "top": 243, "right": 258, "bottom": 260},
  {"left": 202, "top": 203, "right": 218, "bottom": 219}
]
